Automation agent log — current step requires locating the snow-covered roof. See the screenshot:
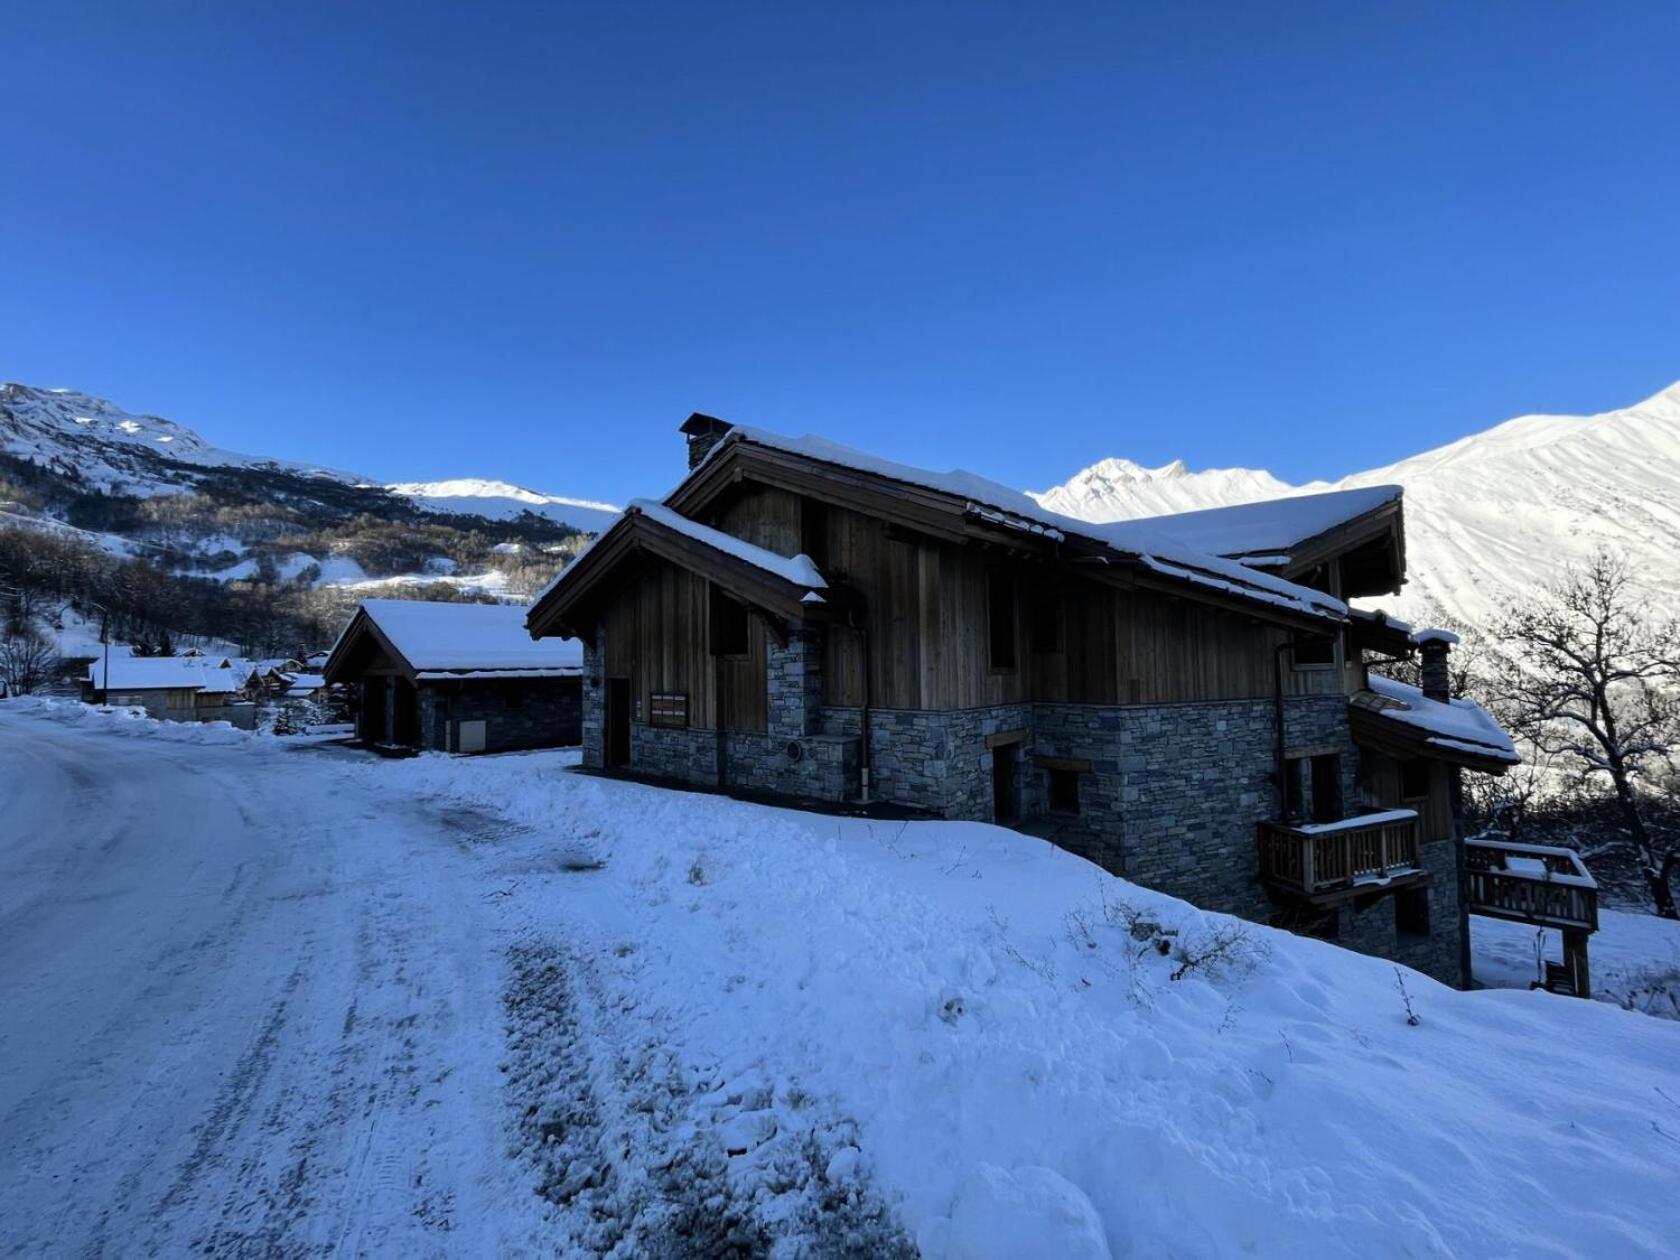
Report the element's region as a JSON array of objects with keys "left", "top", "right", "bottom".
[
  {"left": 1363, "top": 674, "right": 1519, "bottom": 764},
  {"left": 630, "top": 499, "right": 827, "bottom": 591},
  {"left": 1411, "top": 628, "right": 1461, "bottom": 647},
  {"left": 1103, "top": 485, "right": 1403, "bottom": 562},
  {"left": 344, "top": 599, "right": 583, "bottom": 674},
  {"left": 704, "top": 426, "right": 1345, "bottom": 623},
  {"left": 87, "top": 656, "right": 248, "bottom": 694}
]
